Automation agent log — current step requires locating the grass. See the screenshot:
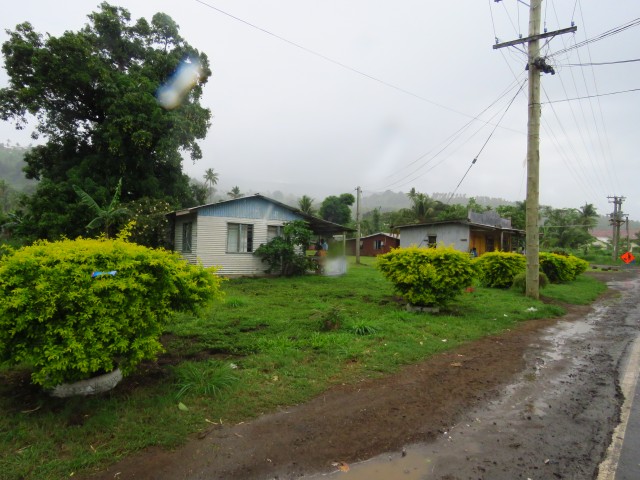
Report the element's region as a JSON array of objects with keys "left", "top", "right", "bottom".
[{"left": 0, "top": 256, "right": 609, "bottom": 480}]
